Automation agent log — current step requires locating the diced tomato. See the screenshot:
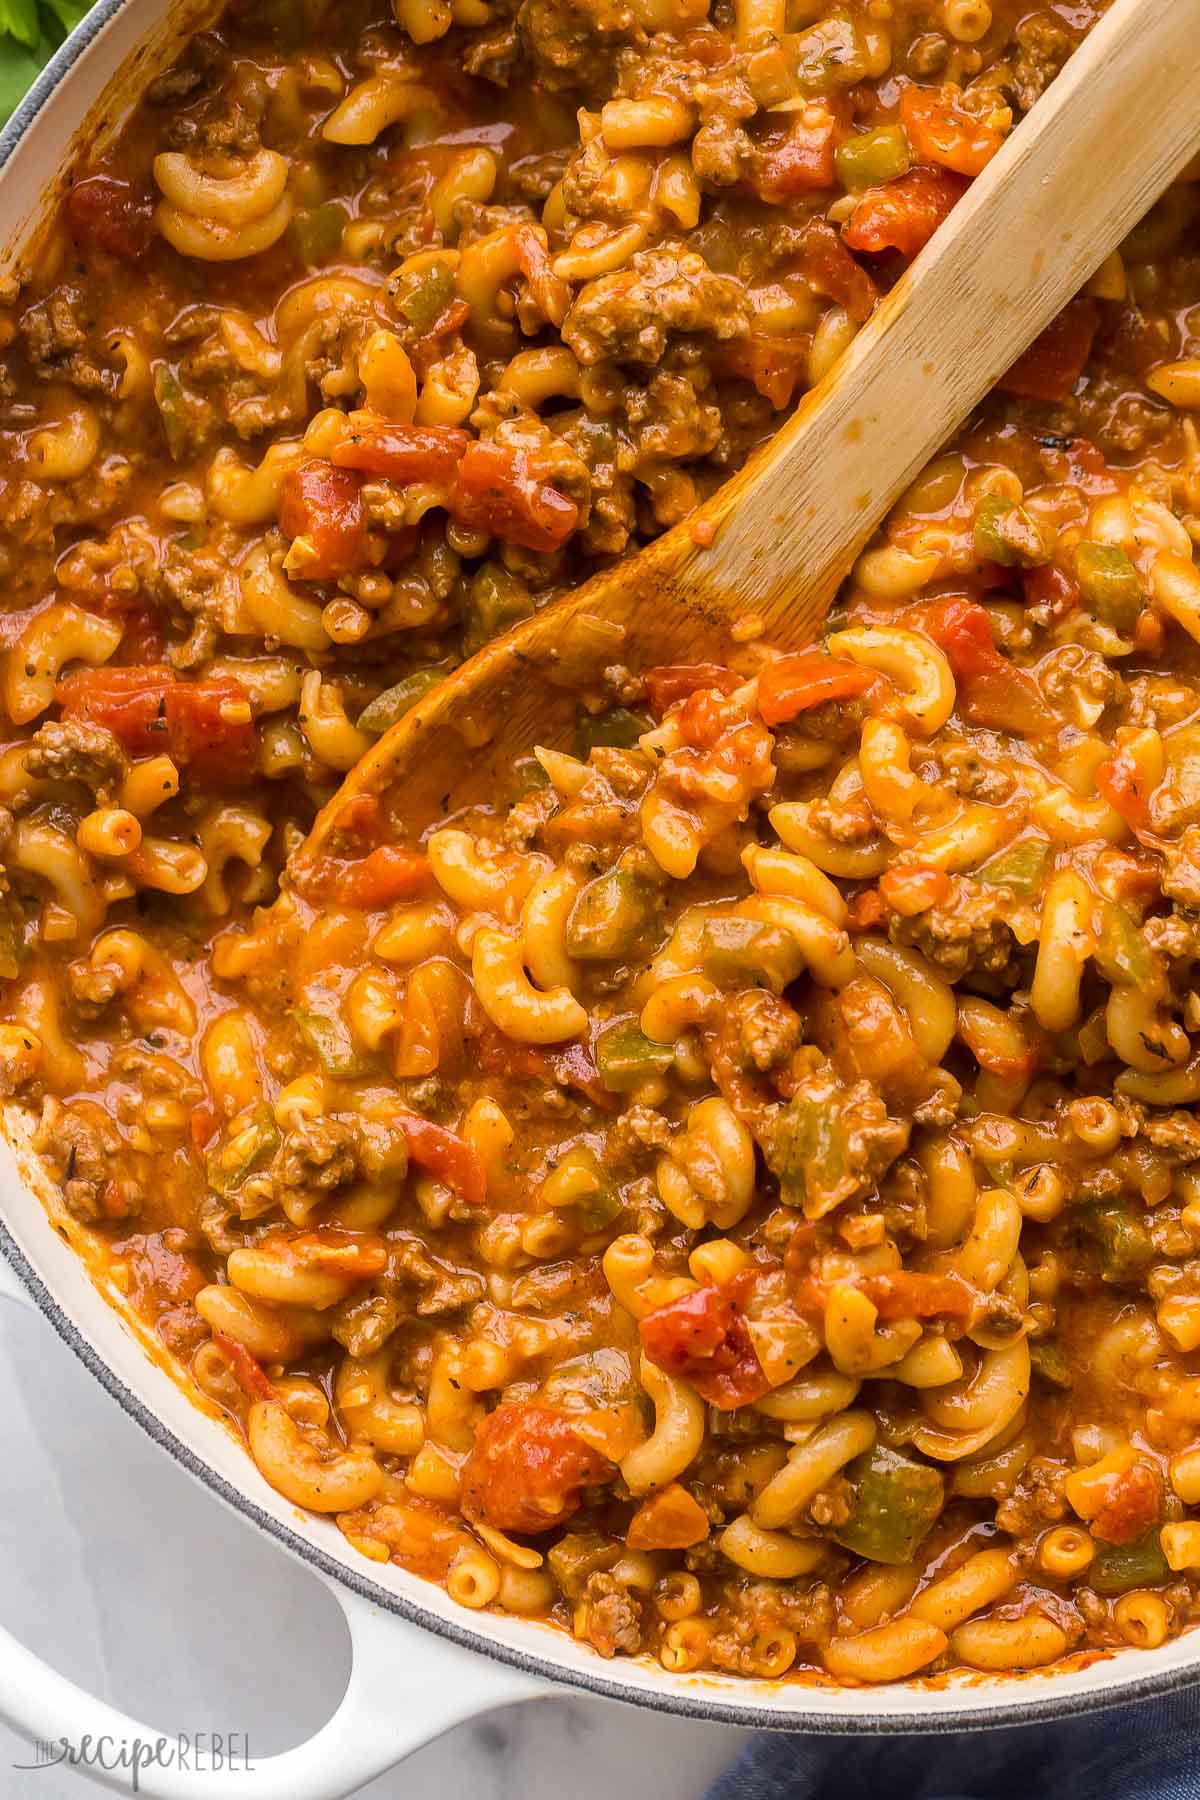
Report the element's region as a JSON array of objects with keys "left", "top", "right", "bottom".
[
  {"left": 475, "top": 1025, "right": 619, "bottom": 1112},
  {"left": 719, "top": 332, "right": 811, "bottom": 409},
  {"left": 274, "top": 1228, "right": 389, "bottom": 1279},
  {"left": 460, "top": 1401, "right": 611, "bottom": 1533},
  {"left": 190, "top": 1103, "right": 219, "bottom": 1155},
  {"left": 510, "top": 222, "right": 570, "bottom": 328},
  {"left": 843, "top": 164, "right": 968, "bottom": 258},
  {"left": 799, "top": 218, "right": 879, "bottom": 322},
  {"left": 998, "top": 299, "right": 1099, "bottom": 403},
  {"left": 861, "top": 1270, "right": 976, "bottom": 1321},
  {"left": 907, "top": 595, "right": 997, "bottom": 678},
  {"left": 639, "top": 1283, "right": 769, "bottom": 1410},
  {"left": 906, "top": 595, "right": 1054, "bottom": 737},
  {"left": 66, "top": 175, "right": 155, "bottom": 259},
  {"left": 752, "top": 112, "right": 841, "bottom": 202},
  {"left": 899, "top": 87, "right": 1005, "bottom": 178},
  {"left": 846, "top": 887, "right": 885, "bottom": 930},
  {"left": 626, "top": 1483, "right": 711, "bottom": 1550},
  {"left": 211, "top": 1331, "right": 278, "bottom": 1403},
  {"left": 331, "top": 422, "right": 470, "bottom": 486},
  {"left": 1023, "top": 562, "right": 1081, "bottom": 620},
  {"left": 757, "top": 651, "right": 876, "bottom": 725},
  {"left": 959, "top": 665, "right": 1055, "bottom": 736},
  {"left": 1089, "top": 1460, "right": 1164, "bottom": 1547},
  {"left": 644, "top": 663, "right": 740, "bottom": 716},
  {"left": 56, "top": 666, "right": 255, "bottom": 776},
  {"left": 1097, "top": 746, "right": 1153, "bottom": 839},
  {"left": 279, "top": 461, "right": 369, "bottom": 579},
  {"left": 451, "top": 441, "right": 578, "bottom": 555},
  {"left": 91, "top": 593, "right": 165, "bottom": 662},
  {"left": 410, "top": 301, "right": 471, "bottom": 378},
  {"left": 395, "top": 1110, "right": 487, "bottom": 1207},
  {"left": 956, "top": 1005, "right": 1037, "bottom": 1082},
  {"left": 878, "top": 864, "right": 952, "bottom": 915},
  {"left": 326, "top": 845, "right": 432, "bottom": 909}
]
